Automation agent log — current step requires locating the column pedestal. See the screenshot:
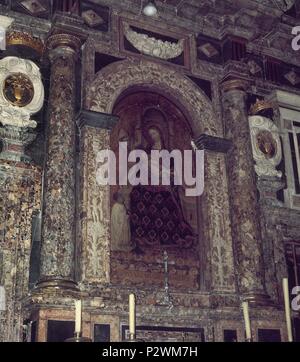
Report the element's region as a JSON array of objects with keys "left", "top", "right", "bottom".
[{"left": 0, "top": 126, "right": 36, "bottom": 162}]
